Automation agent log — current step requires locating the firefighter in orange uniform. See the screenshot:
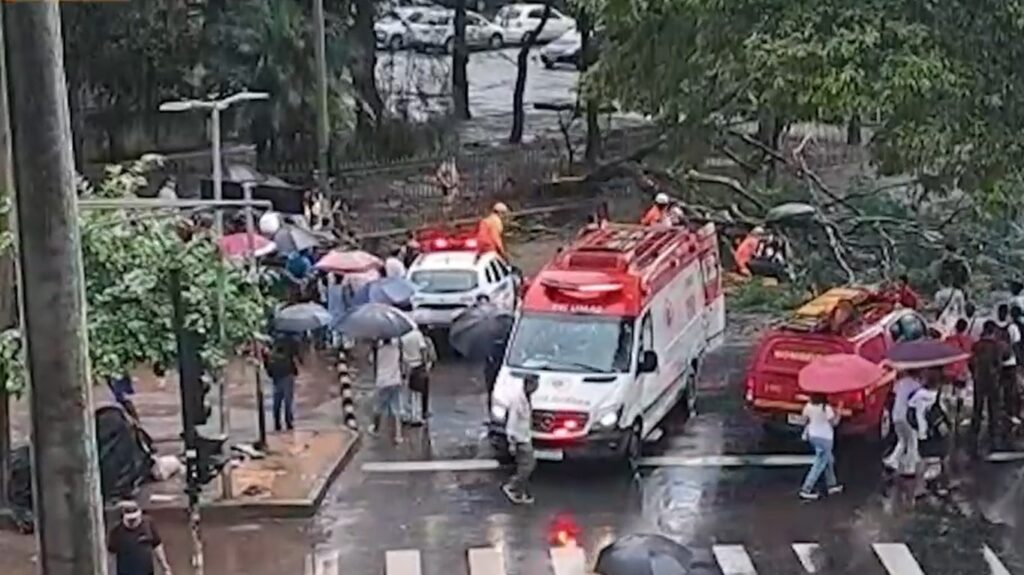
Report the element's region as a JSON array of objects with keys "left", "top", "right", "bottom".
[
  {"left": 733, "top": 226, "right": 764, "bottom": 276},
  {"left": 640, "top": 193, "right": 670, "bottom": 226},
  {"left": 477, "top": 202, "right": 511, "bottom": 261}
]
